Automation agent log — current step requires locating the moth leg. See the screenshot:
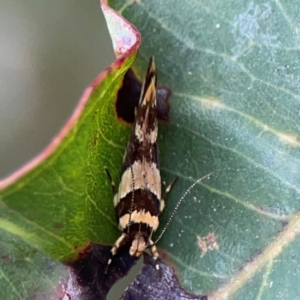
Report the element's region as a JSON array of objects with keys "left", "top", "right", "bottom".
[
  {"left": 165, "top": 176, "right": 178, "bottom": 196},
  {"left": 104, "top": 167, "right": 116, "bottom": 194},
  {"left": 148, "top": 239, "right": 160, "bottom": 270},
  {"left": 160, "top": 176, "right": 178, "bottom": 212},
  {"left": 159, "top": 199, "right": 165, "bottom": 213},
  {"left": 105, "top": 233, "right": 126, "bottom": 274}
]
